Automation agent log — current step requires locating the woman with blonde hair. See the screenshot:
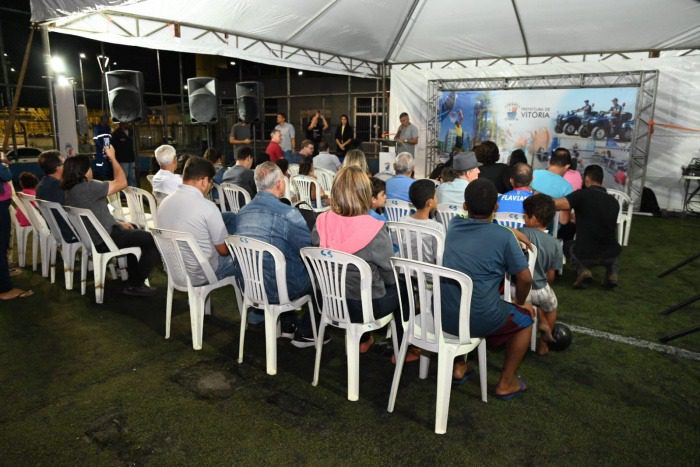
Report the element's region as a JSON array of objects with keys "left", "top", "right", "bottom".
[
  {"left": 341, "top": 149, "right": 369, "bottom": 174},
  {"left": 312, "top": 166, "right": 405, "bottom": 356}
]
